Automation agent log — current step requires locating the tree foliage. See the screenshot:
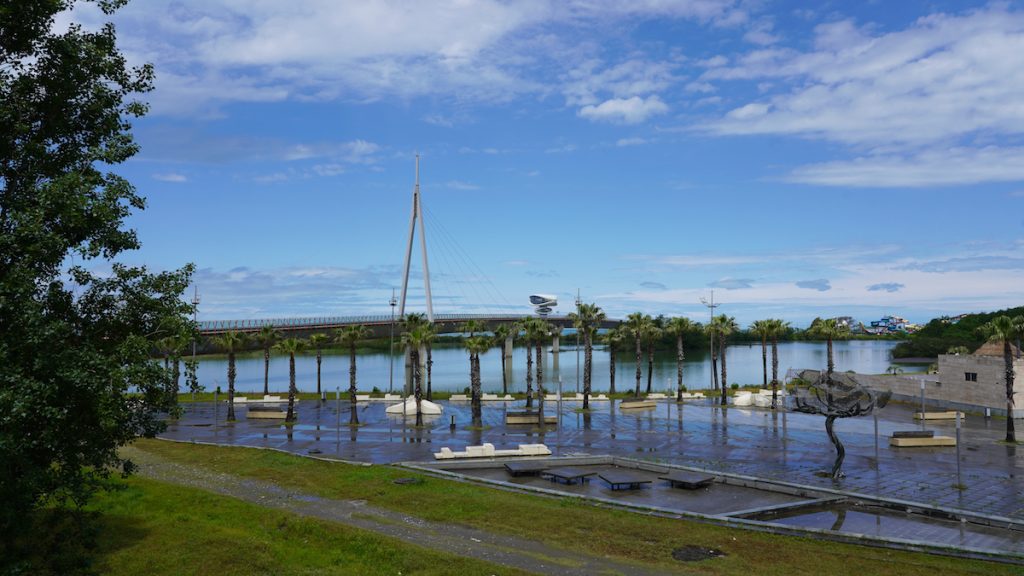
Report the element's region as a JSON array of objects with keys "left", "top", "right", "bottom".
[{"left": 0, "top": 0, "right": 193, "bottom": 563}]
